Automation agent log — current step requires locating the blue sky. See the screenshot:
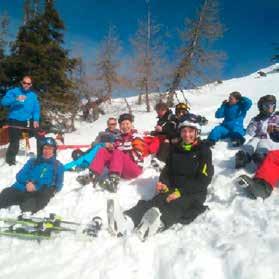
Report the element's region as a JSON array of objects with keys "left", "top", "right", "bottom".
[{"left": 1, "top": 0, "right": 279, "bottom": 80}]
